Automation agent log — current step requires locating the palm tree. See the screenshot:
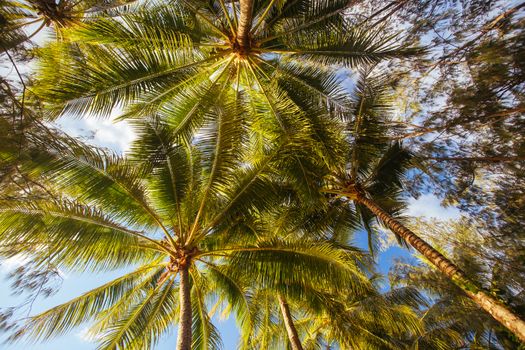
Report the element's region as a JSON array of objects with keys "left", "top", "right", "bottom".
[
  {"left": 309, "top": 287, "right": 427, "bottom": 349},
  {"left": 0, "top": 0, "right": 136, "bottom": 50},
  {"left": 235, "top": 239, "right": 371, "bottom": 350},
  {"left": 248, "top": 282, "right": 426, "bottom": 349},
  {"left": 390, "top": 218, "right": 525, "bottom": 349},
  {"left": 230, "top": 202, "right": 373, "bottom": 350},
  {"left": 321, "top": 69, "right": 525, "bottom": 342},
  {"left": 32, "top": 0, "right": 420, "bottom": 154},
  {"left": 0, "top": 100, "right": 371, "bottom": 349}
]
